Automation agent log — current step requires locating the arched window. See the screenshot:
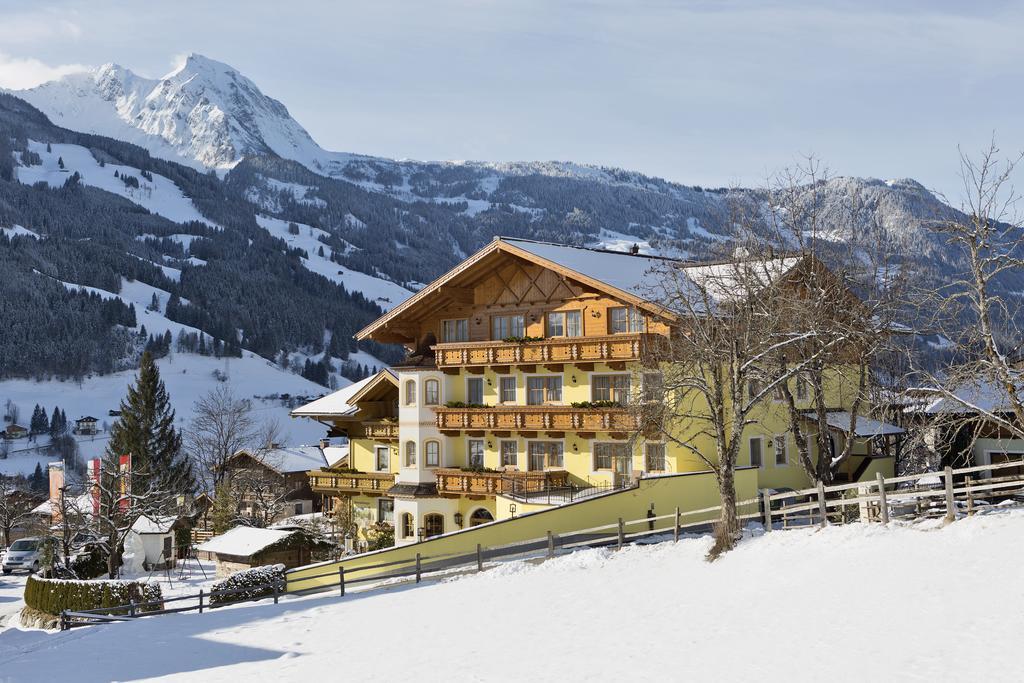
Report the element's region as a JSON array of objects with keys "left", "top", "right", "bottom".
[
  {"left": 404, "top": 380, "right": 416, "bottom": 406},
  {"left": 424, "top": 378, "right": 440, "bottom": 405},
  {"left": 469, "top": 508, "right": 494, "bottom": 527},
  {"left": 401, "top": 513, "right": 414, "bottom": 538},
  {"left": 405, "top": 441, "right": 417, "bottom": 467},
  {"left": 424, "top": 513, "right": 444, "bottom": 538},
  {"left": 425, "top": 440, "right": 441, "bottom": 467}
]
